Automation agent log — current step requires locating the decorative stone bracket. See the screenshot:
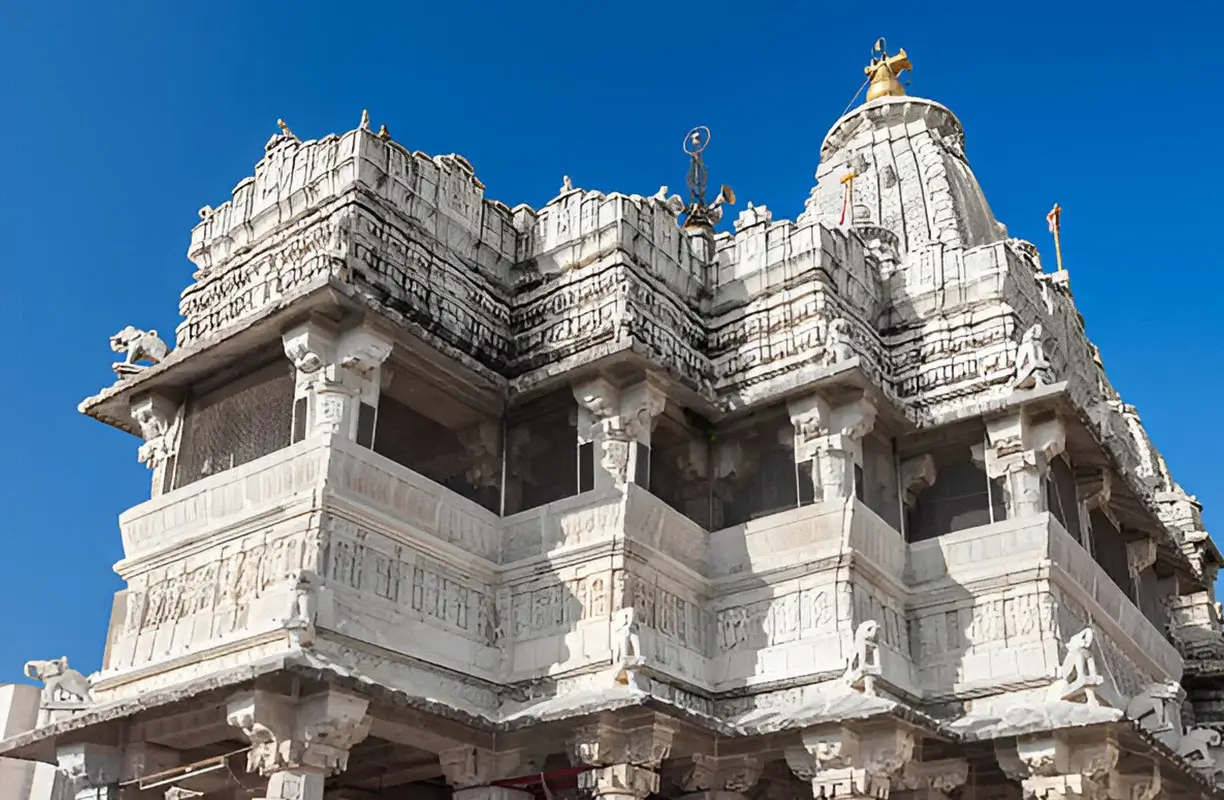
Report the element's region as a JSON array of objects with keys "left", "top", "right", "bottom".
[
  {"left": 1125, "top": 537, "right": 1159, "bottom": 579},
  {"left": 572, "top": 378, "right": 667, "bottom": 490},
  {"left": 975, "top": 411, "right": 1066, "bottom": 519},
  {"left": 282, "top": 320, "right": 393, "bottom": 444},
  {"left": 787, "top": 392, "right": 877, "bottom": 503},
  {"left": 785, "top": 725, "right": 914, "bottom": 800},
  {"left": 129, "top": 391, "right": 182, "bottom": 496},
  {"left": 679, "top": 753, "right": 765, "bottom": 794},
  {"left": 226, "top": 688, "right": 372, "bottom": 799},
  {"left": 895, "top": 757, "right": 969, "bottom": 800},
  {"left": 995, "top": 732, "right": 1120, "bottom": 800},
  {"left": 567, "top": 718, "right": 676, "bottom": 799},
  {"left": 439, "top": 745, "right": 533, "bottom": 790},
  {"left": 899, "top": 454, "right": 937, "bottom": 509}
]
